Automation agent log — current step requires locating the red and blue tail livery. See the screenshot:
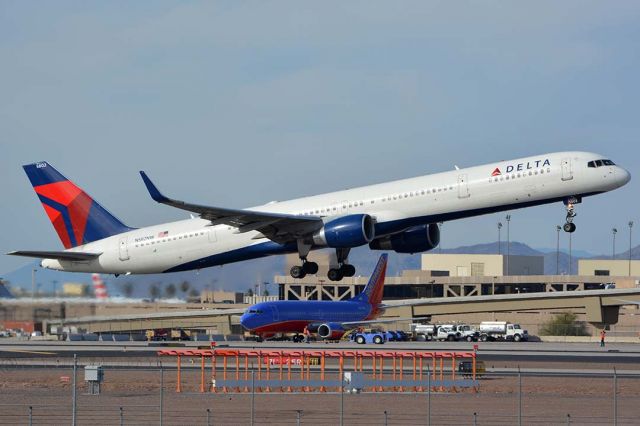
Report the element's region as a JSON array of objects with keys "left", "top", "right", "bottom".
[{"left": 23, "top": 162, "right": 133, "bottom": 248}]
